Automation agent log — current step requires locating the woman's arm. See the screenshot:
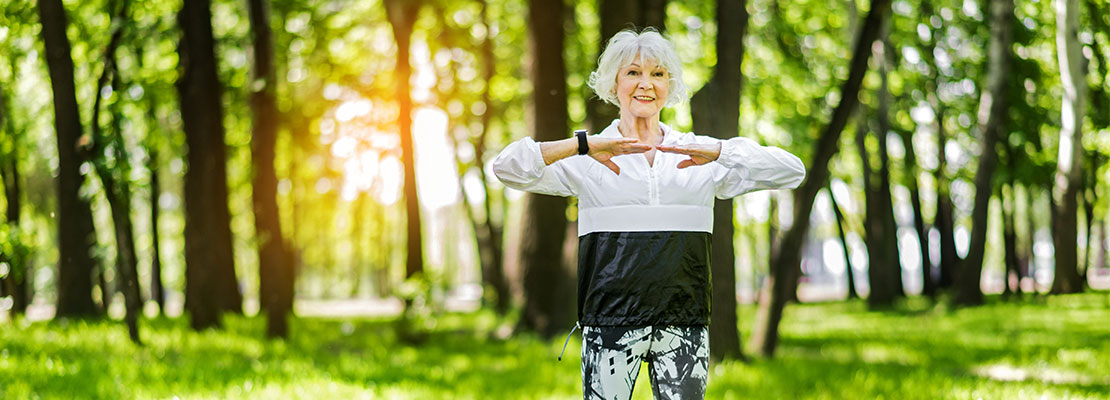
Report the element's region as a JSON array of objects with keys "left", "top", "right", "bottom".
[
  {"left": 658, "top": 135, "right": 806, "bottom": 197},
  {"left": 492, "top": 135, "right": 652, "bottom": 196}
]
